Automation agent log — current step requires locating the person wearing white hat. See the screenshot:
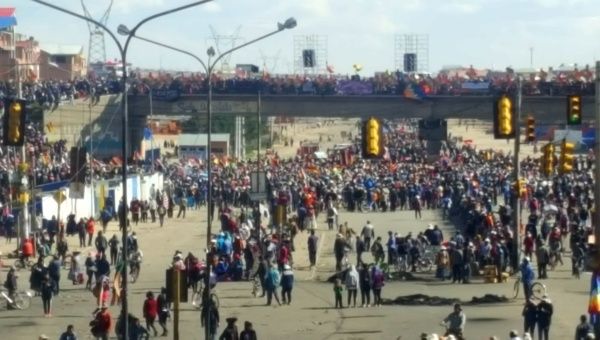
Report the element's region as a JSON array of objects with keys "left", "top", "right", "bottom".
[{"left": 281, "top": 264, "right": 294, "bottom": 305}]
